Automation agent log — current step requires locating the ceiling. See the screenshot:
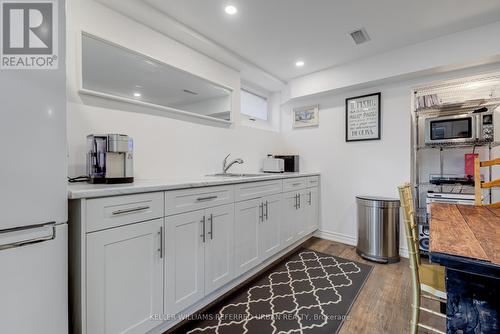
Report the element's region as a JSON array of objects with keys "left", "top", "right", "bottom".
[{"left": 104, "top": 0, "right": 500, "bottom": 82}]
